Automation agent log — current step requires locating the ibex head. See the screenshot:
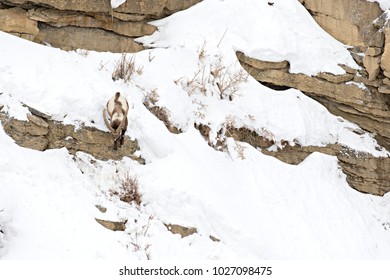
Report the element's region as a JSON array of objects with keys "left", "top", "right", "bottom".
[{"left": 103, "top": 92, "right": 129, "bottom": 150}]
